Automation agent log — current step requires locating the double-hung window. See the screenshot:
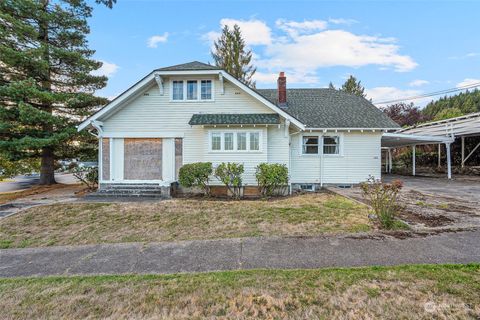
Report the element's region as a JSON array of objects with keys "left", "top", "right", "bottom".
[
  {"left": 171, "top": 80, "right": 213, "bottom": 101},
  {"left": 172, "top": 81, "right": 184, "bottom": 100},
  {"left": 302, "top": 136, "right": 319, "bottom": 154},
  {"left": 323, "top": 136, "right": 340, "bottom": 155},
  {"left": 210, "top": 131, "right": 261, "bottom": 152}
]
